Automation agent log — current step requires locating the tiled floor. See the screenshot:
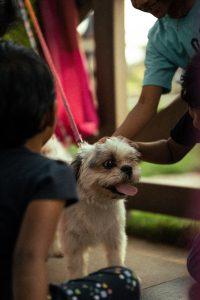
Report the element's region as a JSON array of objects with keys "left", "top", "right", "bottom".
[{"left": 47, "top": 237, "right": 195, "bottom": 299}]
